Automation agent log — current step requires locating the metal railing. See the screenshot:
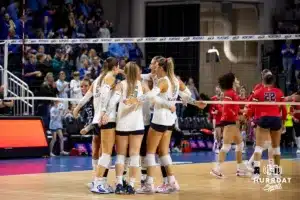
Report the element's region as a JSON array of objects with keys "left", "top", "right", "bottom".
[{"left": 0, "top": 65, "right": 34, "bottom": 116}]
